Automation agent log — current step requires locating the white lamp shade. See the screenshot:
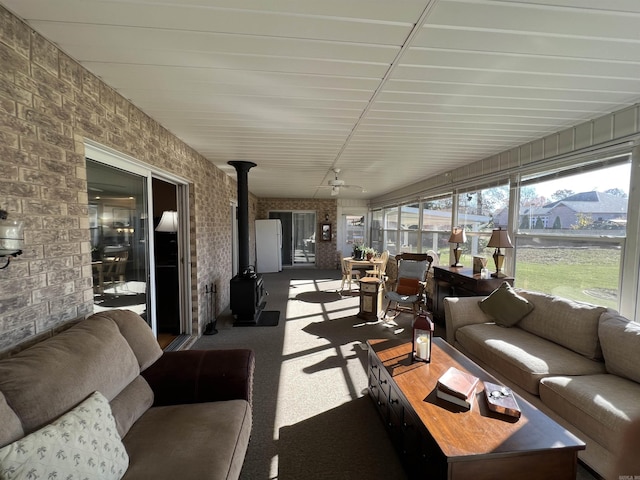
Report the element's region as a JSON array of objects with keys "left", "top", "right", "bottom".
[{"left": 156, "top": 211, "right": 178, "bottom": 233}]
